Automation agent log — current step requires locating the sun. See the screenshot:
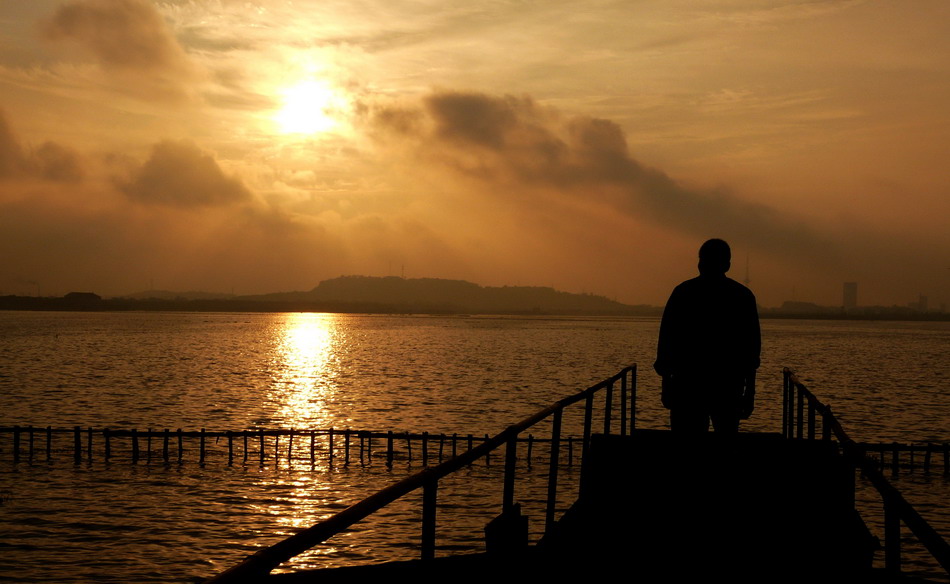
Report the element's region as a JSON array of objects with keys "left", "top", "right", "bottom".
[{"left": 274, "top": 79, "right": 343, "bottom": 135}]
